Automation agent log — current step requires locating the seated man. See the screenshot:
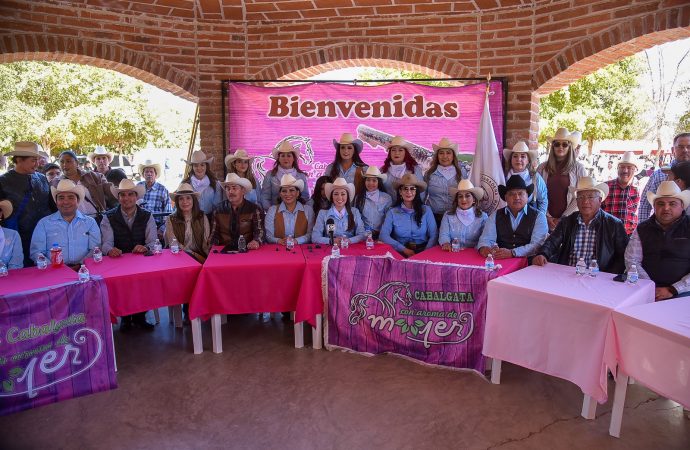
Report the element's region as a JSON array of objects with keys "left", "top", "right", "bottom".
[
  {"left": 478, "top": 175, "right": 548, "bottom": 260},
  {"left": 534, "top": 177, "right": 628, "bottom": 273},
  {"left": 101, "top": 179, "right": 157, "bottom": 331},
  {"left": 30, "top": 179, "right": 101, "bottom": 267},
  {"left": 625, "top": 181, "right": 690, "bottom": 300},
  {"left": 211, "top": 173, "right": 263, "bottom": 249}
]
